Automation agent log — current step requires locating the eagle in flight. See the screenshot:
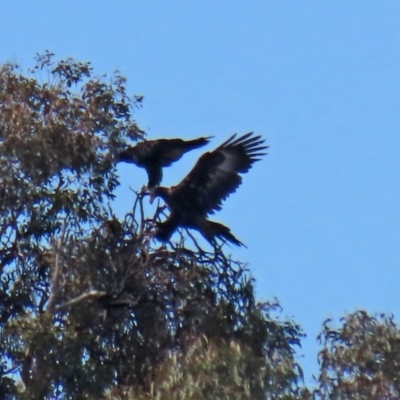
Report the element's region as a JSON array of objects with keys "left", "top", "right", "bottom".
[
  {"left": 150, "top": 132, "right": 267, "bottom": 247},
  {"left": 118, "top": 136, "right": 211, "bottom": 189}
]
